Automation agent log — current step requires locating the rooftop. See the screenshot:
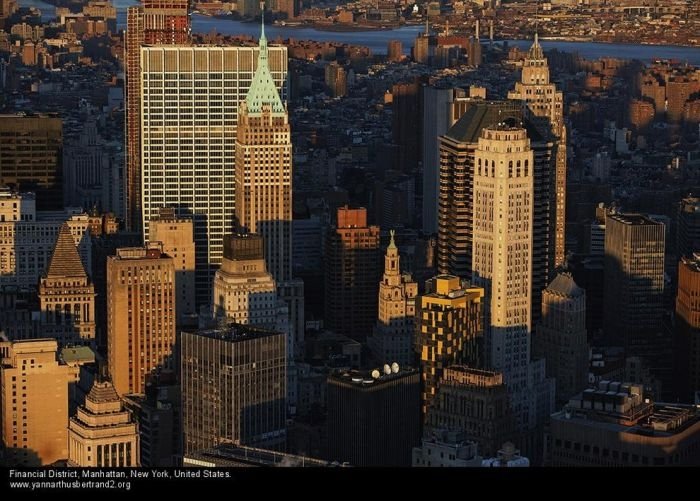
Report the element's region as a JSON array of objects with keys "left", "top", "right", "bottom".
[
  {"left": 60, "top": 345, "right": 96, "bottom": 364},
  {"left": 187, "top": 323, "right": 281, "bottom": 343},
  {"left": 184, "top": 444, "right": 336, "bottom": 468},
  {"left": 546, "top": 273, "right": 585, "bottom": 298},
  {"left": 607, "top": 213, "right": 662, "bottom": 226},
  {"left": 45, "top": 223, "right": 87, "bottom": 279},
  {"left": 329, "top": 366, "right": 418, "bottom": 388}
]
